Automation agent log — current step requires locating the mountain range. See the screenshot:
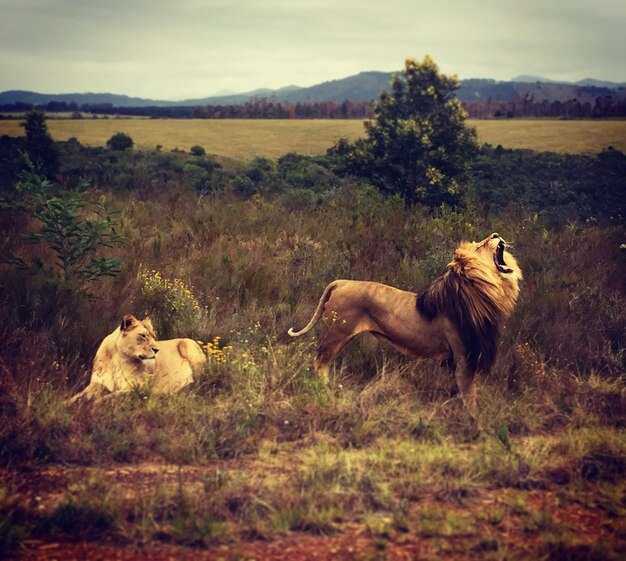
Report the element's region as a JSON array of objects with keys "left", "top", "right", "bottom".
[{"left": 1, "top": 72, "right": 625, "bottom": 108}]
